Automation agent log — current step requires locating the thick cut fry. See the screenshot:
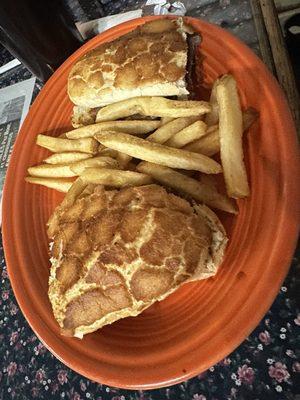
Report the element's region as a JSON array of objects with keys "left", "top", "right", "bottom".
[
  {"left": 95, "top": 131, "right": 222, "bottom": 173},
  {"left": 36, "top": 134, "right": 98, "bottom": 154},
  {"left": 28, "top": 164, "right": 77, "bottom": 178},
  {"left": 44, "top": 152, "right": 92, "bottom": 164},
  {"left": 137, "top": 162, "right": 237, "bottom": 214},
  {"left": 78, "top": 183, "right": 97, "bottom": 199},
  {"left": 80, "top": 168, "right": 153, "bottom": 187},
  {"left": 60, "top": 177, "right": 87, "bottom": 208},
  {"left": 166, "top": 121, "right": 207, "bottom": 148},
  {"left": 126, "top": 161, "right": 137, "bottom": 171},
  {"left": 200, "top": 174, "right": 218, "bottom": 189},
  {"left": 160, "top": 117, "right": 175, "bottom": 125},
  {"left": 47, "top": 177, "right": 87, "bottom": 238},
  {"left": 116, "top": 152, "right": 132, "bottom": 169},
  {"left": 97, "top": 145, "right": 118, "bottom": 158},
  {"left": 184, "top": 108, "right": 258, "bottom": 156},
  {"left": 96, "top": 97, "right": 211, "bottom": 121},
  {"left": 66, "top": 120, "right": 161, "bottom": 139},
  {"left": 70, "top": 156, "right": 118, "bottom": 175},
  {"left": 205, "top": 80, "right": 219, "bottom": 126},
  {"left": 184, "top": 125, "right": 219, "bottom": 156},
  {"left": 216, "top": 75, "right": 250, "bottom": 198},
  {"left": 25, "top": 177, "right": 73, "bottom": 192},
  {"left": 147, "top": 116, "right": 199, "bottom": 144}
]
